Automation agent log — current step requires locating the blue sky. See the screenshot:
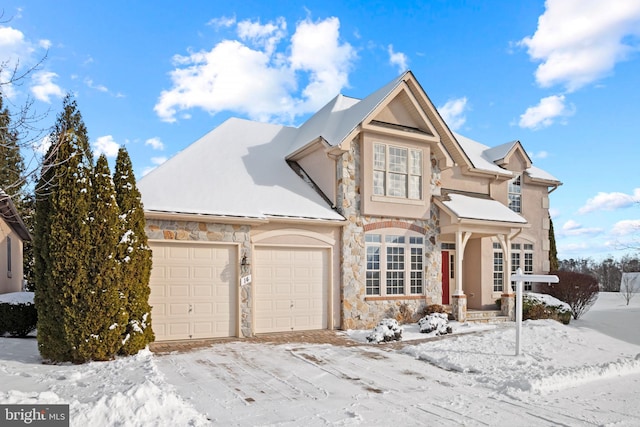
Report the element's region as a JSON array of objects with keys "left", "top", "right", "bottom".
[{"left": 1, "top": 0, "right": 639, "bottom": 261}]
